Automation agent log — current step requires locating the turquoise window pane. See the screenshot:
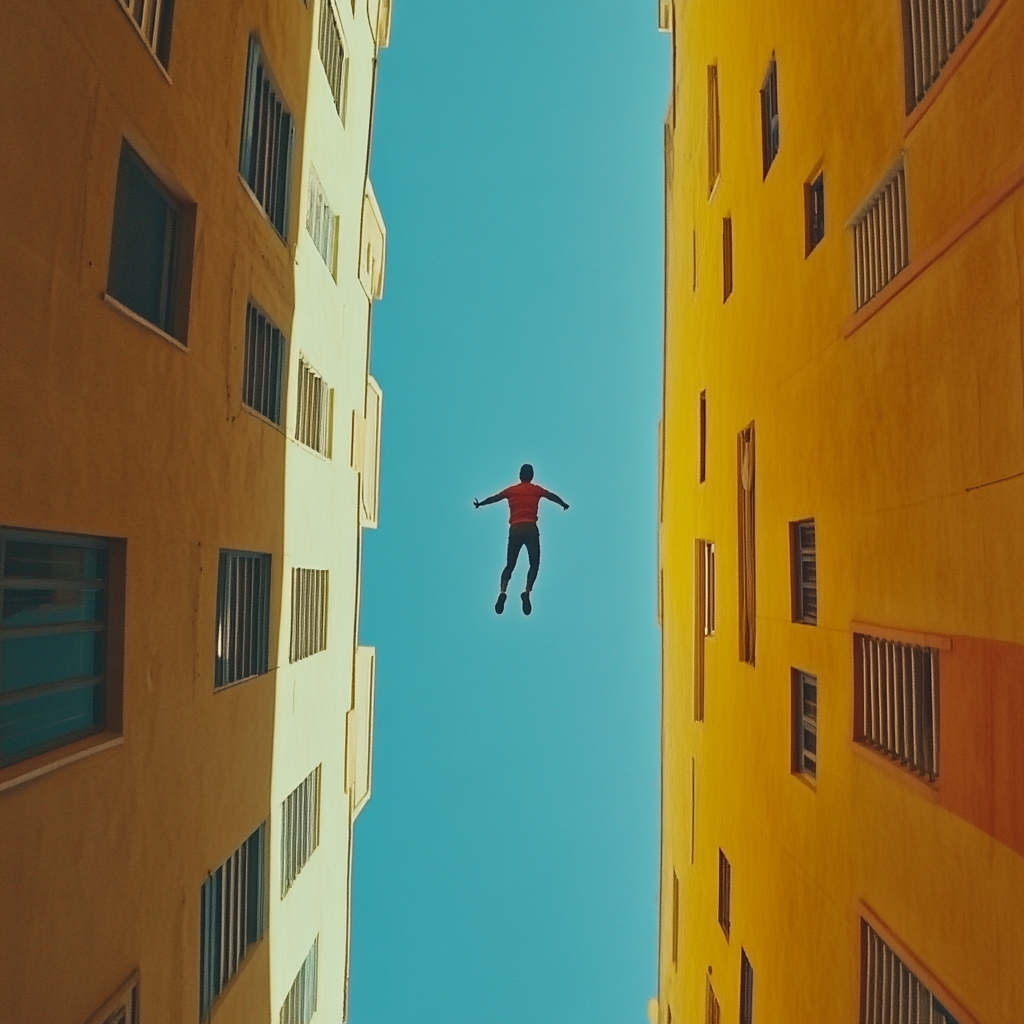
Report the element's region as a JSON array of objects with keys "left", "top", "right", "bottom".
[
  {"left": 0, "top": 632, "right": 100, "bottom": 693},
  {"left": 2, "top": 542, "right": 104, "bottom": 581},
  {"left": 0, "top": 683, "right": 102, "bottom": 760},
  {"left": 2, "top": 588, "right": 102, "bottom": 627}
]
